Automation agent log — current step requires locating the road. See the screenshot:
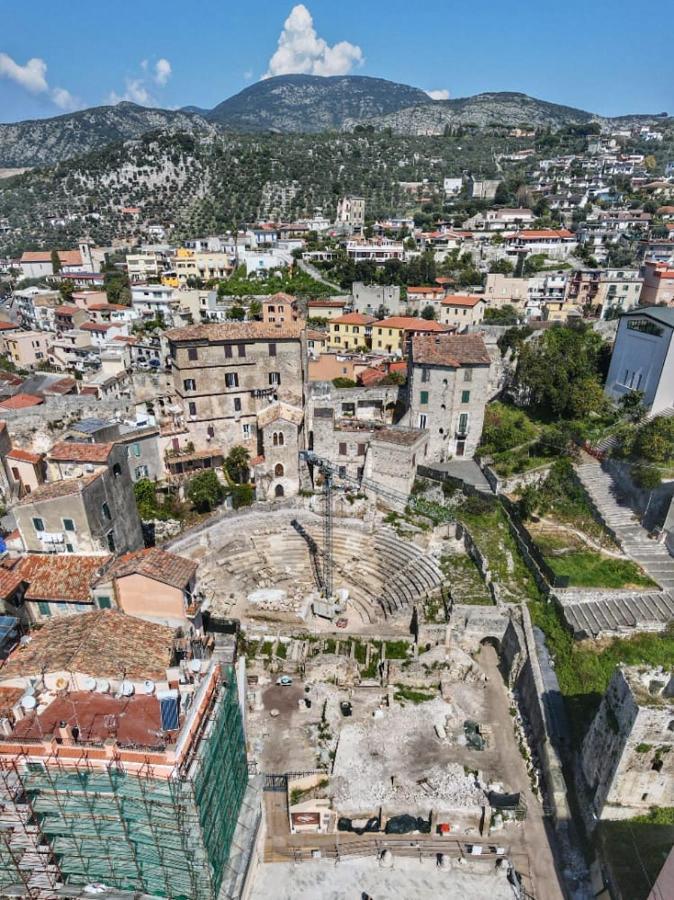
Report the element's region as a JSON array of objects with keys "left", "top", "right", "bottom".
[{"left": 296, "top": 258, "right": 345, "bottom": 293}]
